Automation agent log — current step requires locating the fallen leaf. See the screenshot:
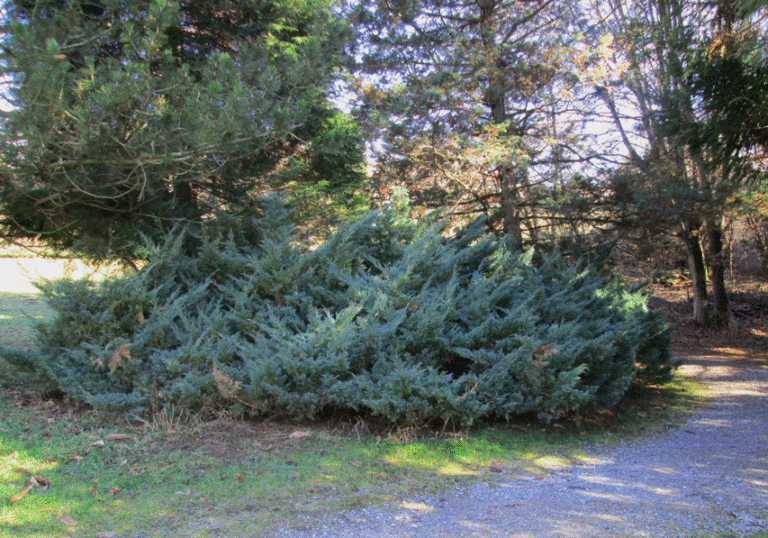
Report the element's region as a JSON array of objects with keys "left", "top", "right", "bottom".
[
  {"left": 96, "top": 532, "right": 118, "bottom": 538},
  {"left": 289, "top": 430, "right": 311, "bottom": 439},
  {"left": 235, "top": 474, "right": 244, "bottom": 480},
  {"left": 92, "top": 440, "right": 105, "bottom": 447},
  {"left": 349, "top": 461, "right": 364, "bottom": 467},
  {"left": 8, "top": 485, "right": 32, "bottom": 505},
  {"left": 8, "top": 476, "right": 42, "bottom": 505},
  {"left": 108, "top": 487, "right": 120, "bottom": 496},
  {"left": 56, "top": 514, "right": 78, "bottom": 526},
  {"left": 13, "top": 467, "right": 31, "bottom": 476},
  {"left": 105, "top": 434, "right": 133, "bottom": 442},
  {"left": 34, "top": 476, "right": 52, "bottom": 490}
]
